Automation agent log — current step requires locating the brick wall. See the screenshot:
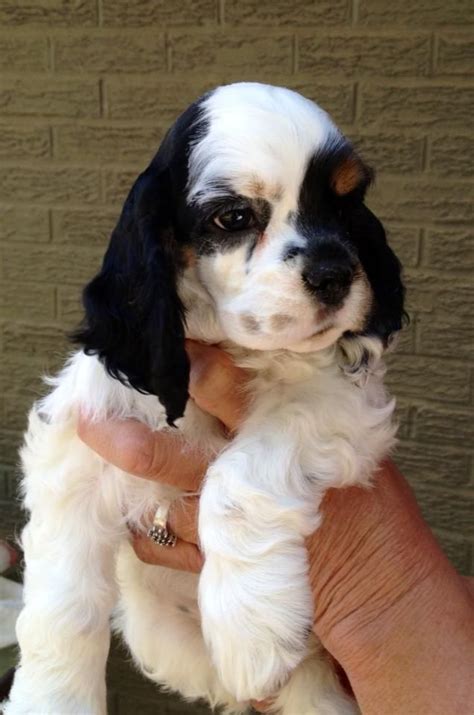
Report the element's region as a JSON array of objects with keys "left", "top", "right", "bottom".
[{"left": 0, "top": 1, "right": 472, "bottom": 706}]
